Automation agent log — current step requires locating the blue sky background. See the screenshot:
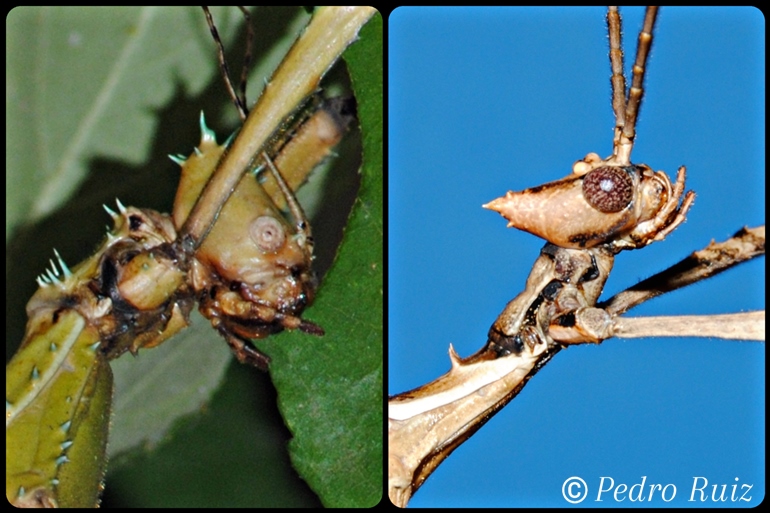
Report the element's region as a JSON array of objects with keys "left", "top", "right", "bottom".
[{"left": 389, "top": 7, "right": 764, "bottom": 508}]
